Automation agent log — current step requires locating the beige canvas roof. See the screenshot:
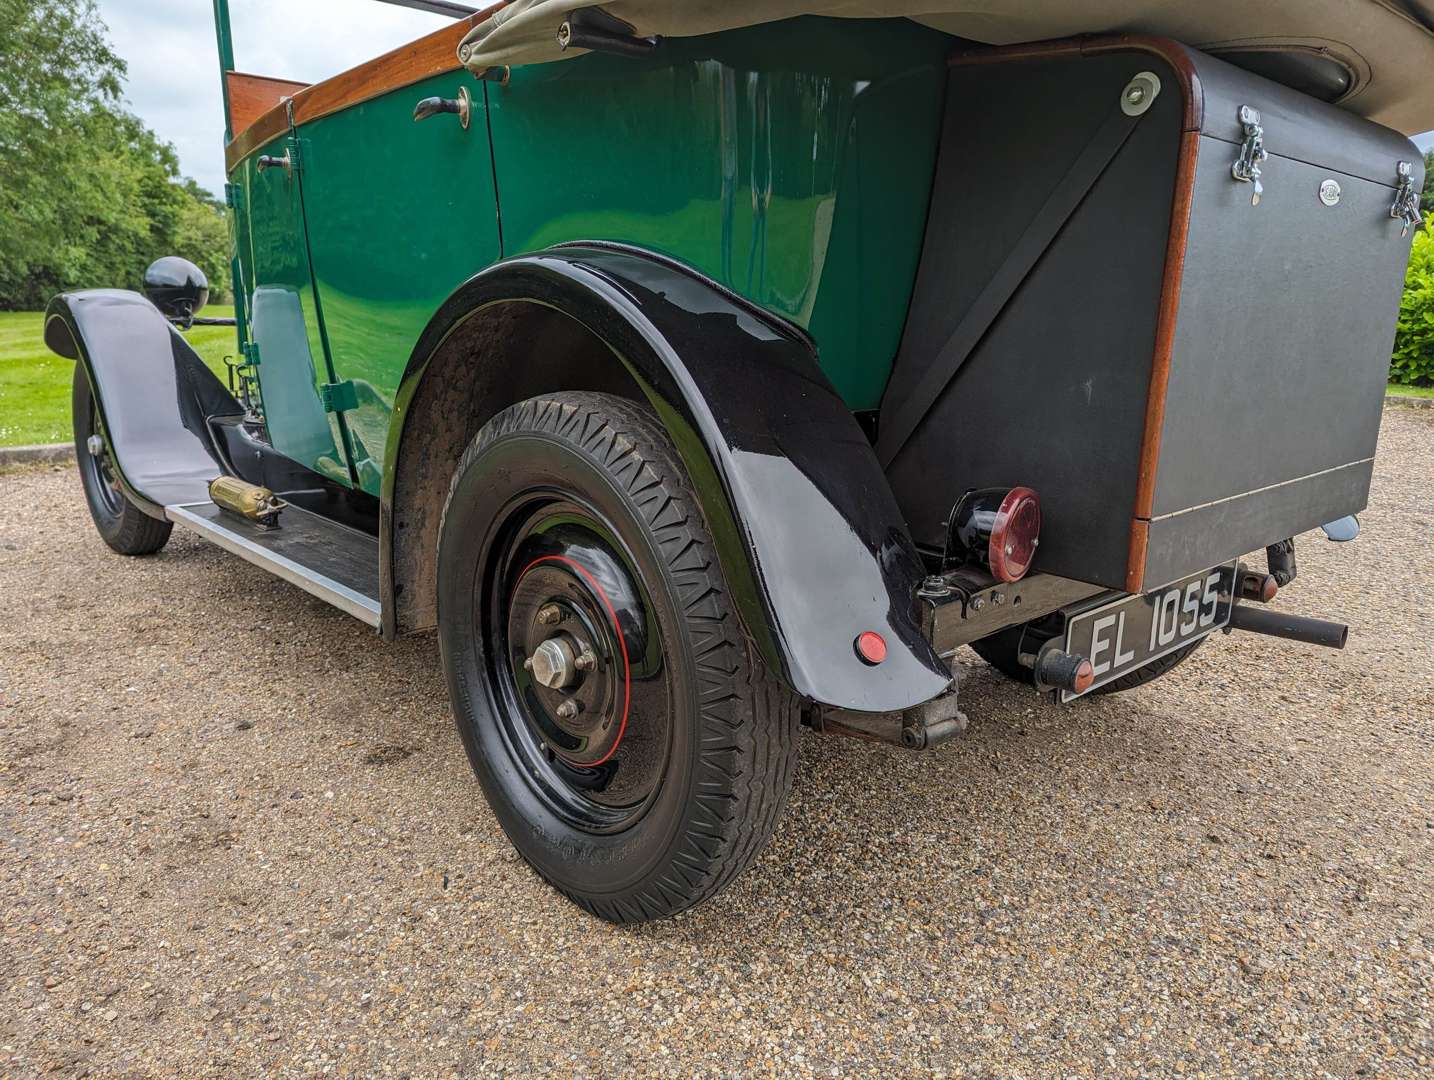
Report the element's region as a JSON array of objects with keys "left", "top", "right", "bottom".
[{"left": 458, "top": 0, "right": 1434, "bottom": 134}]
